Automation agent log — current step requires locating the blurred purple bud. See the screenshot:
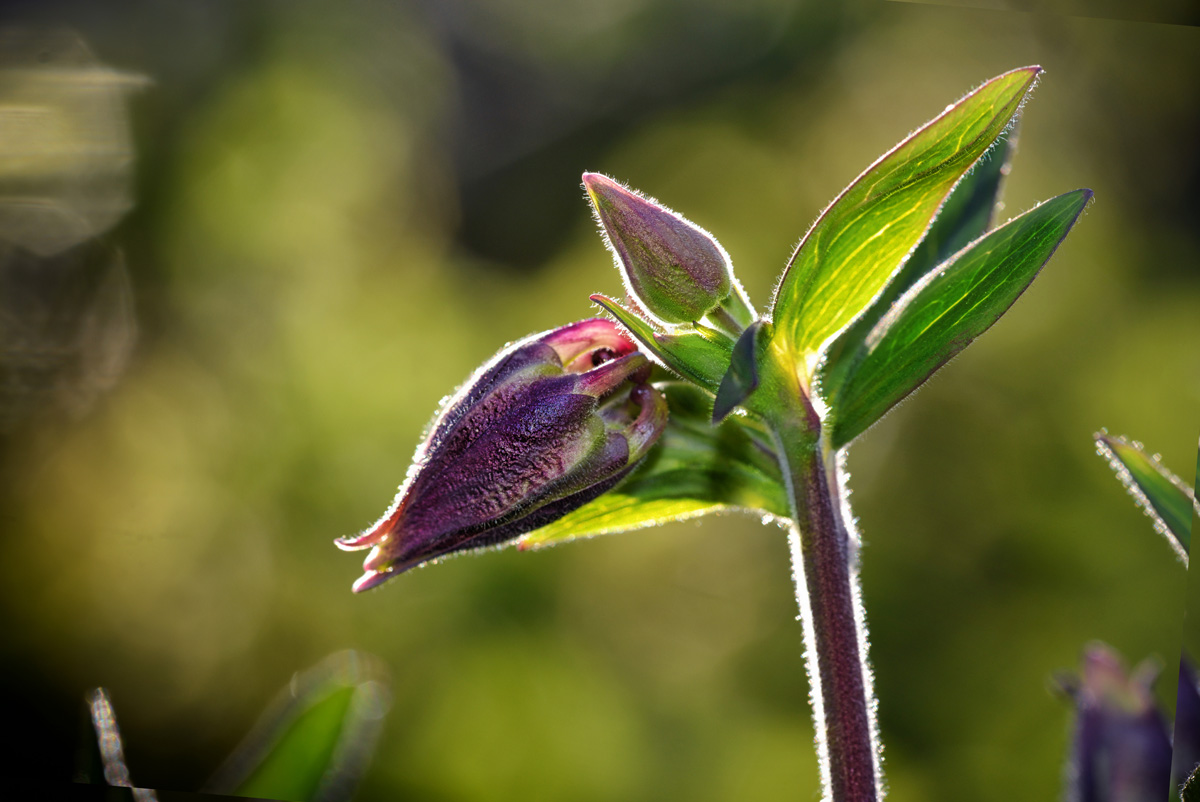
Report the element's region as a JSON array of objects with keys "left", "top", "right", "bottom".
[
  {"left": 1062, "top": 643, "right": 1172, "bottom": 802},
  {"left": 583, "top": 172, "right": 733, "bottom": 325},
  {"left": 336, "top": 319, "right": 667, "bottom": 591}
]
